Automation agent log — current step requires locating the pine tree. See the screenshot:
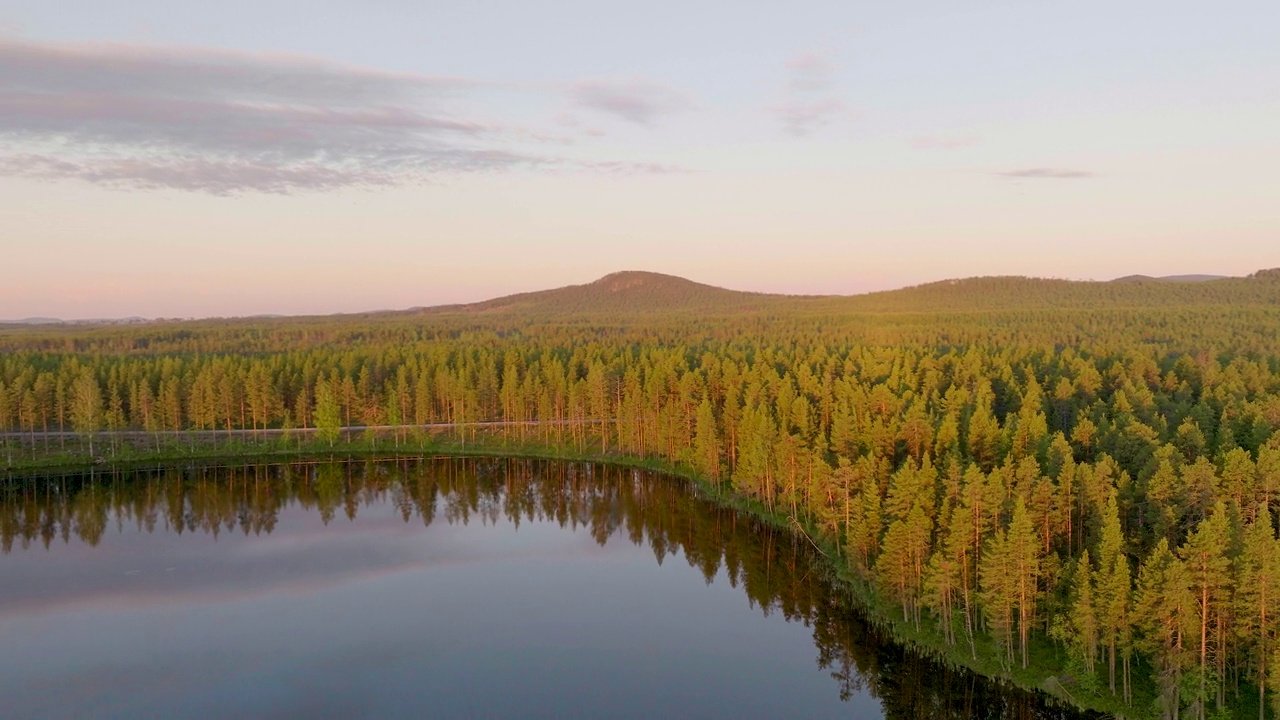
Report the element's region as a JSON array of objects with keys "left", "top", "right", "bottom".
[
  {"left": 849, "top": 479, "right": 883, "bottom": 571},
  {"left": 1007, "top": 498, "right": 1041, "bottom": 669},
  {"left": 980, "top": 523, "right": 1016, "bottom": 667},
  {"left": 923, "top": 547, "right": 958, "bottom": 645},
  {"left": 693, "top": 397, "right": 721, "bottom": 481},
  {"left": 1106, "top": 552, "right": 1134, "bottom": 704},
  {"left": 1068, "top": 551, "right": 1100, "bottom": 676},
  {"left": 0, "top": 380, "right": 11, "bottom": 434},
  {"left": 1136, "top": 538, "right": 1196, "bottom": 720},
  {"left": 314, "top": 380, "right": 342, "bottom": 448},
  {"left": 1009, "top": 376, "right": 1049, "bottom": 463},
  {"left": 941, "top": 492, "right": 979, "bottom": 658},
  {"left": 1180, "top": 503, "right": 1232, "bottom": 720},
  {"left": 875, "top": 501, "right": 933, "bottom": 629},
  {"left": 1237, "top": 505, "right": 1280, "bottom": 720},
  {"left": 967, "top": 390, "right": 1001, "bottom": 471},
  {"left": 69, "top": 370, "right": 102, "bottom": 457}
]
